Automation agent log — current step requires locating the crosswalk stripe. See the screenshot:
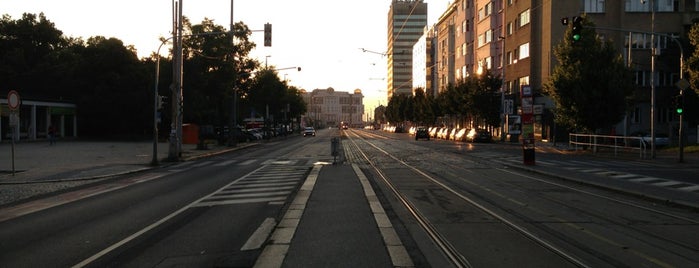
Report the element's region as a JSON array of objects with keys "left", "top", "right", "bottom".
[
  {"left": 214, "top": 159, "right": 237, "bottom": 166},
  {"left": 678, "top": 185, "right": 699, "bottom": 192},
  {"left": 193, "top": 196, "right": 288, "bottom": 207},
  {"left": 239, "top": 159, "right": 257, "bottom": 165},
  {"left": 628, "top": 177, "right": 662, "bottom": 182},
  {"left": 651, "top": 181, "right": 685, "bottom": 187}
]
